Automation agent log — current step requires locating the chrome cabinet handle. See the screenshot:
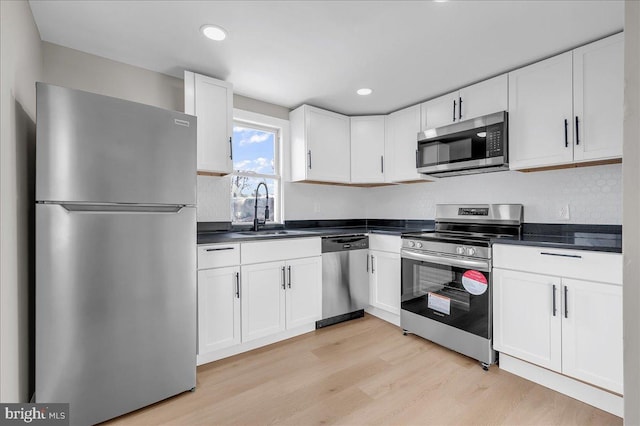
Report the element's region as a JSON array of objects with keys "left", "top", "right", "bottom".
[
  {"left": 235, "top": 272, "right": 240, "bottom": 299},
  {"left": 371, "top": 255, "right": 375, "bottom": 273},
  {"left": 281, "top": 266, "right": 286, "bottom": 289},
  {"left": 366, "top": 254, "right": 369, "bottom": 272},
  {"left": 564, "top": 286, "right": 569, "bottom": 318},
  {"left": 564, "top": 119, "right": 569, "bottom": 148},
  {"left": 287, "top": 265, "right": 292, "bottom": 288},
  {"left": 308, "top": 150, "right": 312, "bottom": 169},
  {"left": 381, "top": 156, "right": 384, "bottom": 174},
  {"left": 575, "top": 116, "right": 580, "bottom": 145},
  {"left": 458, "top": 96, "right": 463, "bottom": 120},
  {"left": 205, "top": 247, "right": 234, "bottom": 252},
  {"left": 229, "top": 137, "right": 233, "bottom": 160},
  {"left": 552, "top": 284, "right": 557, "bottom": 316}
]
